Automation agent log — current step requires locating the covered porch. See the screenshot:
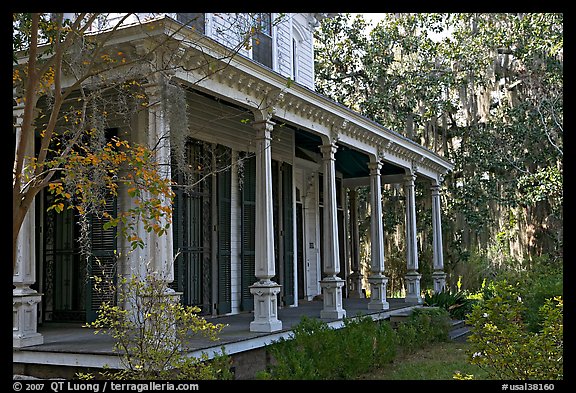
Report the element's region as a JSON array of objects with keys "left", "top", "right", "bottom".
[
  {"left": 13, "top": 17, "right": 455, "bottom": 357},
  {"left": 13, "top": 298, "right": 423, "bottom": 379}
]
